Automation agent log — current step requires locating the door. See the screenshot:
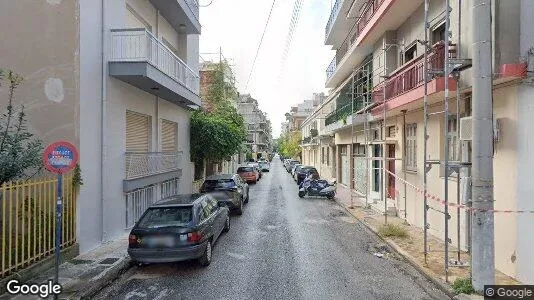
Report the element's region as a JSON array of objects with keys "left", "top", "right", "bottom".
[
  {"left": 387, "top": 144, "right": 396, "bottom": 199},
  {"left": 373, "top": 145, "right": 381, "bottom": 192}
]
